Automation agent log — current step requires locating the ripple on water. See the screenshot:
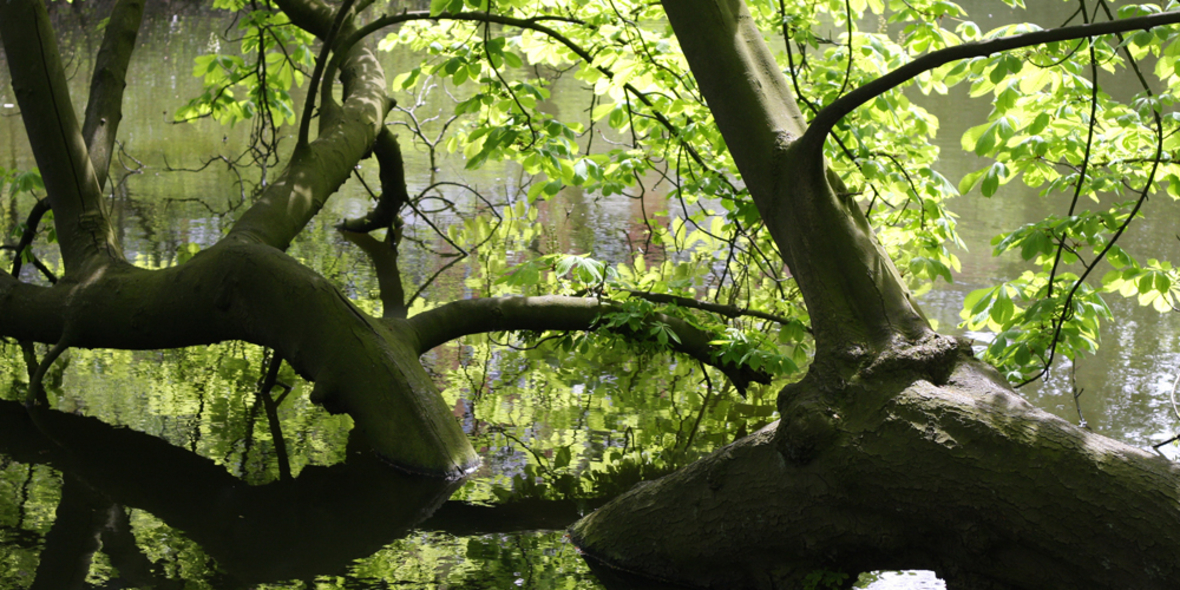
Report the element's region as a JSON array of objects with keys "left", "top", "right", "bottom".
[{"left": 859, "top": 570, "right": 946, "bottom": 590}]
